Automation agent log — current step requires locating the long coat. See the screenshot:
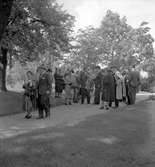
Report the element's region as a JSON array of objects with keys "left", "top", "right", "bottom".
[
  {"left": 64, "top": 73, "right": 73, "bottom": 99},
  {"left": 54, "top": 73, "right": 65, "bottom": 93},
  {"left": 128, "top": 70, "right": 140, "bottom": 104},
  {"left": 114, "top": 72, "right": 123, "bottom": 100},
  {"left": 102, "top": 72, "right": 115, "bottom": 102},
  {"left": 38, "top": 72, "right": 51, "bottom": 107},
  {"left": 78, "top": 71, "right": 88, "bottom": 88},
  {"left": 108, "top": 72, "right": 115, "bottom": 102}
]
